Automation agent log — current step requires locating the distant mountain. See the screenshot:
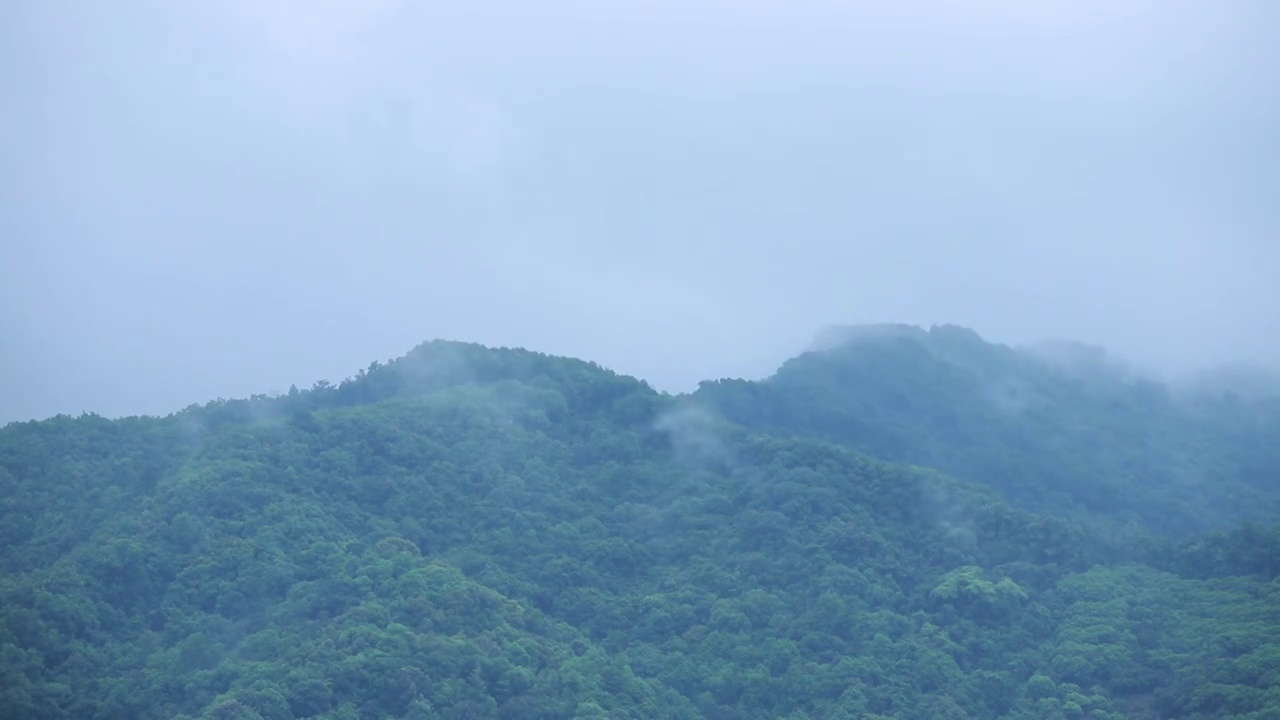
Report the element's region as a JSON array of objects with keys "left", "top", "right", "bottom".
[
  {"left": 693, "top": 323, "right": 1280, "bottom": 536},
  {"left": 2, "top": 334, "right": 1278, "bottom": 720},
  {"left": 1175, "top": 363, "right": 1280, "bottom": 402}
]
